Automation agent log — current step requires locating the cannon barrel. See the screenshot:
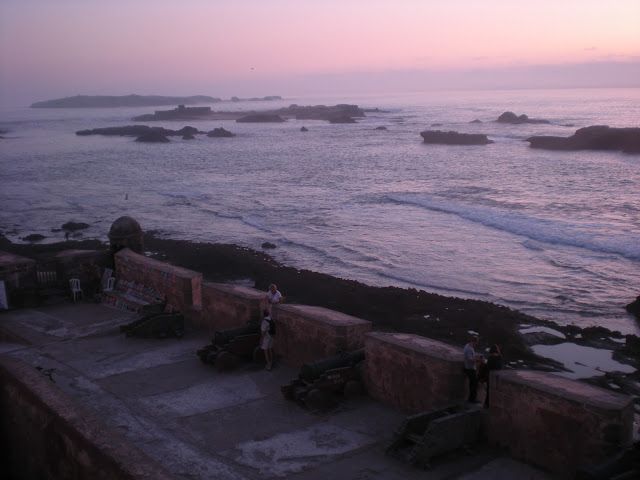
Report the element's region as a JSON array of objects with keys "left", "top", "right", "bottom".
[
  {"left": 213, "top": 322, "right": 260, "bottom": 346},
  {"left": 299, "top": 349, "right": 365, "bottom": 382}
]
